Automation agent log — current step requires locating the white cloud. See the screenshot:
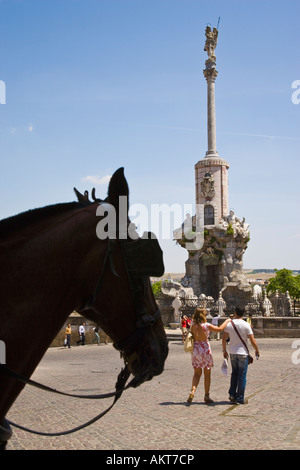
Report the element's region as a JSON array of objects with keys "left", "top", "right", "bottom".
[
  {"left": 81, "top": 174, "right": 111, "bottom": 185},
  {"left": 28, "top": 123, "right": 34, "bottom": 132}
]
